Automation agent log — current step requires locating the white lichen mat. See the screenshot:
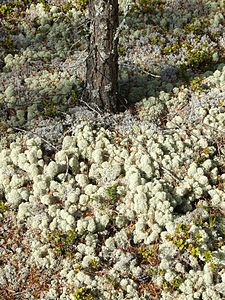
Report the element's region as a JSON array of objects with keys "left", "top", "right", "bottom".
[{"left": 0, "top": 67, "right": 224, "bottom": 299}]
